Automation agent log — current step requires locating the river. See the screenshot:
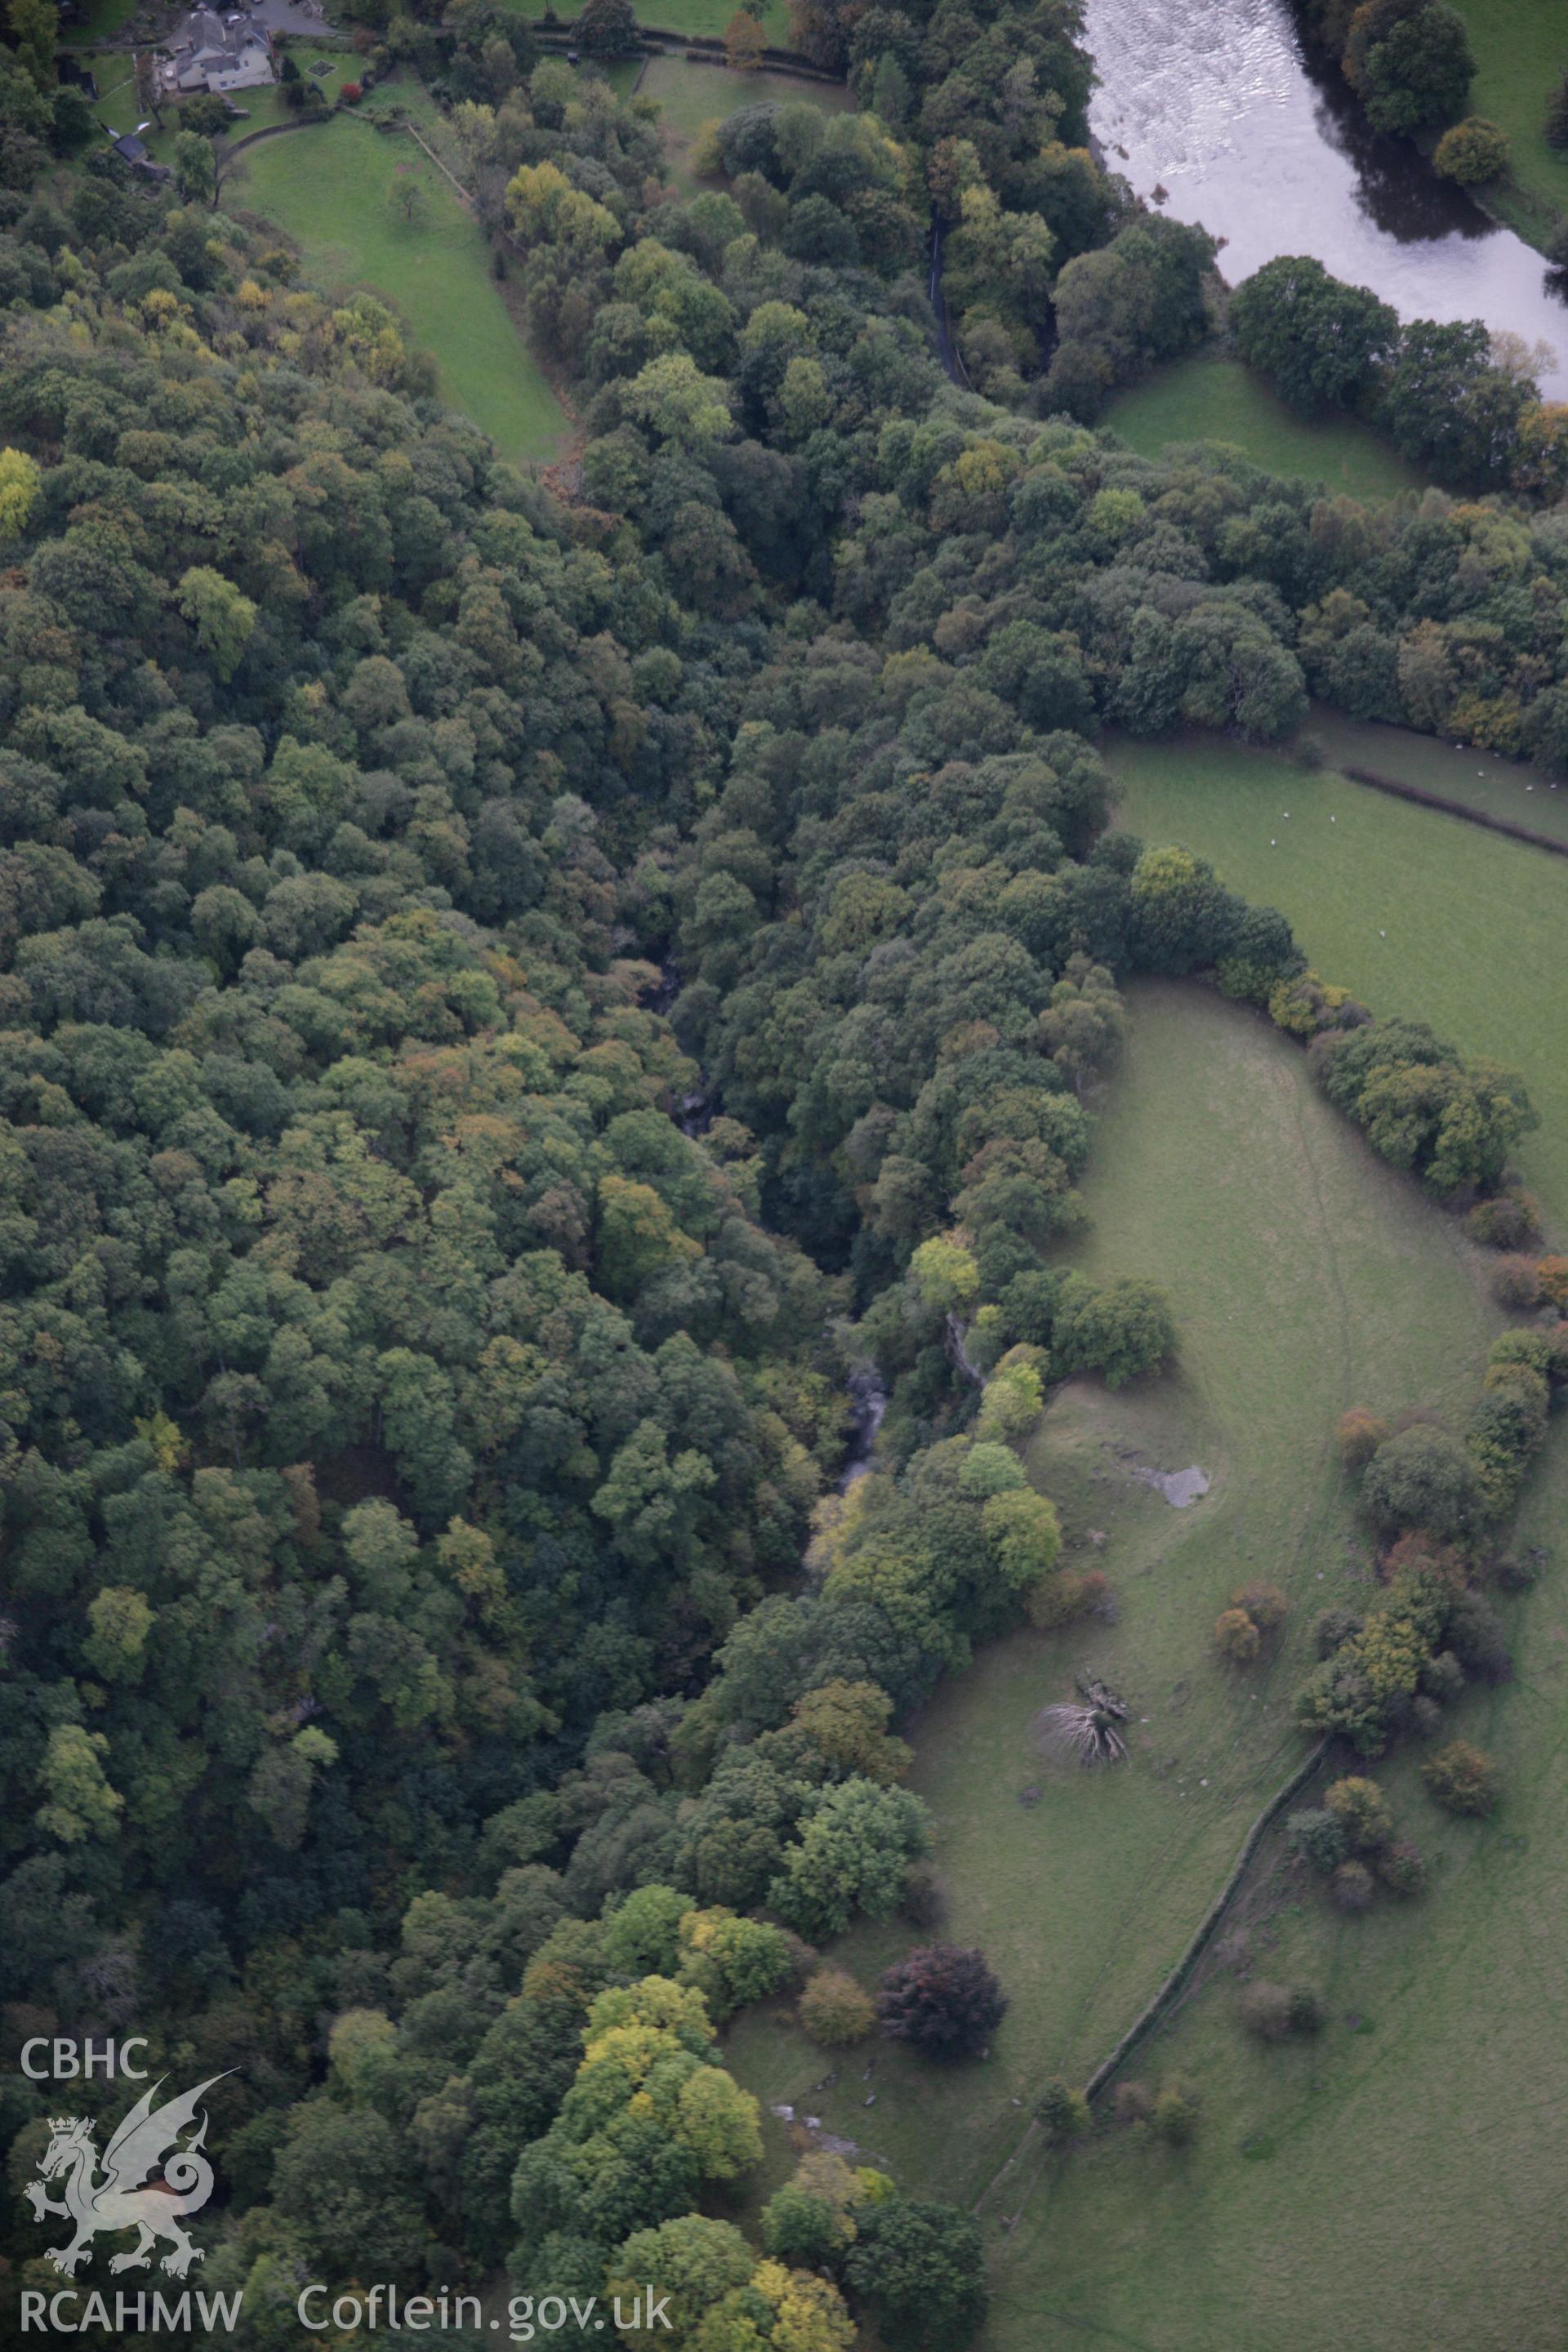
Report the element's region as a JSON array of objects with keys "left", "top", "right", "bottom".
[{"left": 1083, "top": 0, "right": 1568, "bottom": 396}]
